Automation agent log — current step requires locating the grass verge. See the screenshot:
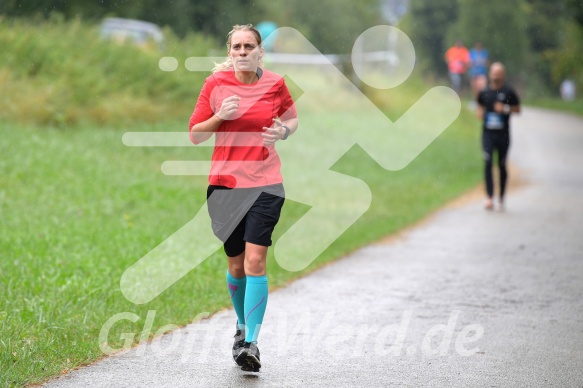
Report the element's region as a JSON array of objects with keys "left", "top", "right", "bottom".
[
  {"left": 526, "top": 97, "right": 583, "bottom": 118},
  {"left": 0, "top": 16, "right": 214, "bottom": 127}
]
